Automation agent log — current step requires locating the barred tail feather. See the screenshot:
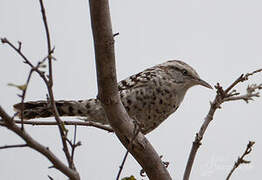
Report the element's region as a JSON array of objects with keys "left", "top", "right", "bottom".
[{"left": 13, "top": 99, "right": 108, "bottom": 124}]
